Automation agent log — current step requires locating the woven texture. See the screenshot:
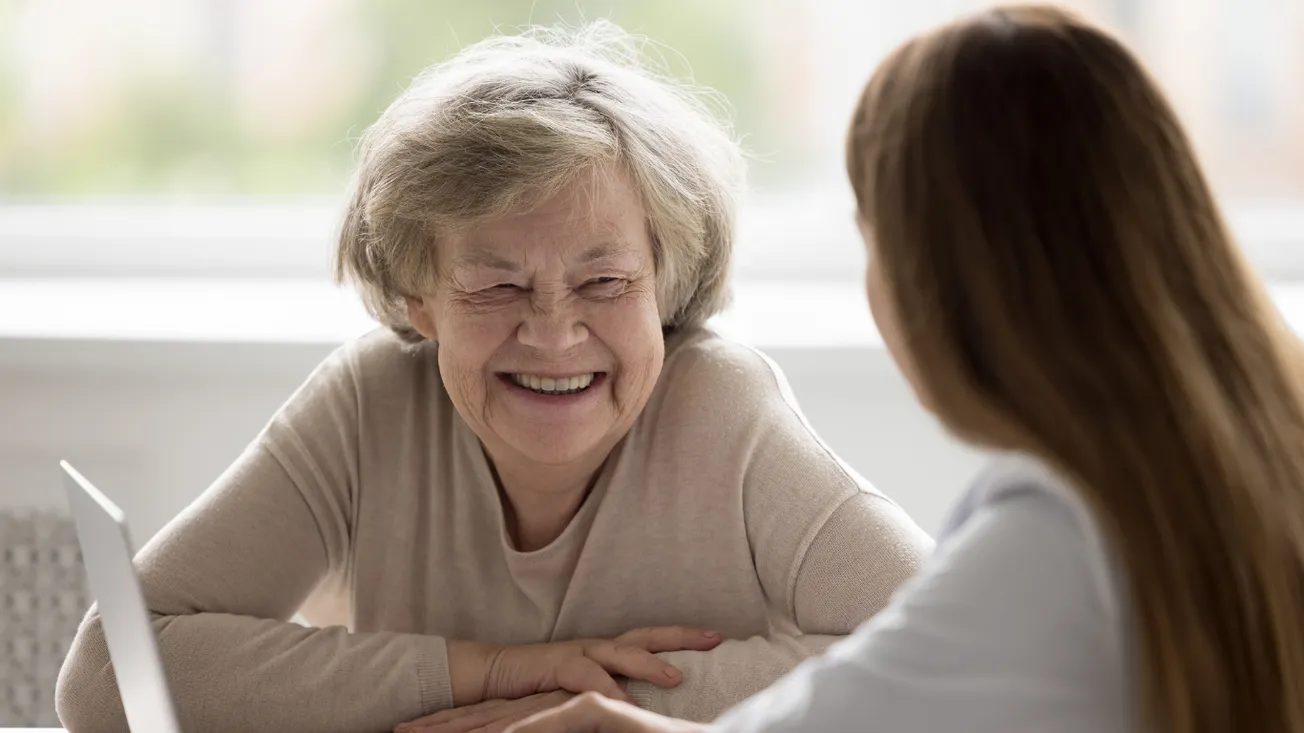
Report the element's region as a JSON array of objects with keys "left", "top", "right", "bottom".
[{"left": 0, "top": 510, "right": 89, "bottom": 727}]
